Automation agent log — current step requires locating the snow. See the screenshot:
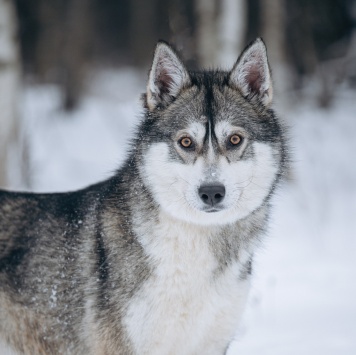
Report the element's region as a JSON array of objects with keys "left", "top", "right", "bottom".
[
  {"left": 19, "top": 69, "right": 143, "bottom": 192},
  {"left": 10, "top": 70, "right": 356, "bottom": 353}
]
